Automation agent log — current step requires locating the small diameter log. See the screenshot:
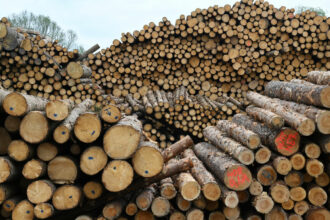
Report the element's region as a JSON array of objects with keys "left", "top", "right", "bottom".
[
  {"left": 159, "top": 177, "right": 176, "bottom": 199},
  {"left": 186, "top": 208, "right": 204, "bottom": 220},
  {"left": 151, "top": 196, "right": 170, "bottom": 217},
  {"left": 0, "top": 157, "right": 18, "bottom": 183},
  {"left": 183, "top": 148, "right": 221, "bottom": 201},
  {"left": 273, "top": 156, "right": 292, "bottom": 175},
  {"left": 100, "top": 104, "right": 121, "bottom": 123},
  {"left": 3, "top": 92, "right": 48, "bottom": 117},
  {"left": 47, "top": 156, "right": 78, "bottom": 184},
  {"left": 27, "top": 180, "right": 55, "bottom": 204},
  {"left": 46, "top": 100, "right": 73, "bottom": 121},
  {"left": 307, "top": 186, "right": 327, "bottom": 206},
  {"left": 102, "top": 160, "right": 133, "bottom": 192},
  {"left": 132, "top": 141, "right": 164, "bottom": 177},
  {"left": 194, "top": 142, "right": 252, "bottom": 191},
  {"left": 317, "top": 135, "right": 330, "bottom": 153},
  {"left": 264, "top": 81, "right": 330, "bottom": 108},
  {"left": 304, "top": 142, "right": 321, "bottom": 159},
  {"left": 174, "top": 172, "right": 201, "bottom": 201},
  {"left": 136, "top": 184, "right": 156, "bottom": 211},
  {"left": 0, "top": 127, "right": 11, "bottom": 155},
  {"left": 255, "top": 146, "right": 271, "bottom": 164},
  {"left": 253, "top": 192, "right": 274, "bottom": 214},
  {"left": 274, "top": 99, "right": 330, "bottom": 134},
  {"left": 306, "top": 159, "right": 324, "bottom": 177},
  {"left": 34, "top": 203, "right": 54, "bottom": 219},
  {"left": 8, "top": 140, "right": 31, "bottom": 162},
  {"left": 52, "top": 185, "right": 82, "bottom": 210},
  {"left": 20, "top": 111, "right": 49, "bottom": 144},
  {"left": 294, "top": 200, "right": 309, "bottom": 216},
  {"left": 290, "top": 153, "right": 306, "bottom": 170},
  {"left": 193, "top": 194, "right": 206, "bottom": 209},
  {"left": 265, "top": 206, "right": 287, "bottom": 220},
  {"left": 83, "top": 181, "right": 103, "bottom": 200},
  {"left": 125, "top": 202, "right": 138, "bottom": 216},
  {"left": 103, "top": 115, "right": 142, "bottom": 159},
  {"left": 176, "top": 193, "right": 191, "bottom": 211},
  {"left": 74, "top": 112, "right": 101, "bottom": 143},
  {"left": 37, "top": 142, "right": 58, "bottom": 162},
  {"left": 249, "top": 179, "right": 263, "bottom": 196},
  {"left": 67, "top": 62, "right": 92, "bottom": 79},
  {"left": 290, "top": 187, "right": 306, "bottom": 202},
  {"left": 247, "top": 91, "right": 315, "bottom": 136},
  {"left": 270, "top": 181, "right": 290, "bottom": 203},
  {"left": 22, "top": 159, "right": 46, "bottom": 179},
  {"left": 246, "top": 105, "right": 284, "bottom": 129},
  {"left": 53, "top": 99, "right": 94, "bottom": 144},
  {"left": 289, "top": 214, "right": 303, "bottom": 220},
  {"left": 257, "top": 165, "right": 277, "bottom": 186},
  {"left": 209, "top": 211, "right": 226, "bottom": 220},
  {"left": 223, "top": 206, "right": 240, "bottom": 220},
  {"left": 203, "top": 126, "right": 254, "bottom": 165},
  {"left": 77, "top": 44, "right": 100, "bottom": 61},
  {"left": 134, "top": 210, "right": 154, "bottom": 220},
  {"left": 217, "top": 120, "right": 260, "bottom": 149},
  {"left": 281, "top": 199, "right": 294, "bottom": 211},
  {"left": 4, "top": 116, "right": 21, "bottom": 133},
  {"left": 219, "top": 183, "right": 239, "bottom": 208},
  {"left": 102, "top": 199, "right": 126, "bottom": 220},
  {"left": 247, "top": 214, "right": 262, "bottom": 220},
  {"left": 162, "top": 135, "right": 194, "bottom": 162},
  {"left": 232, "top": 114, "right": 300, "bottom": 156},
  {"left": 76, "top": 215, "right": 93, "bottom": 220},
  {"left": 305, "top": 208, "right": 330, "bottom": 220},
  {"left": 80, "top": 146, "right": 108, "bottom": 175},
  {"left": 315, "top": 172, "right": 330, "bottom": 187},
  {"left": 284, "top": 171, "right": 303, "bottom": 187},
  {"left": 307, "top": 71, "right": 330, "bottom": 86},
  {"left": 12, "top": 200, "right": 34, "bottom": 220}
]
